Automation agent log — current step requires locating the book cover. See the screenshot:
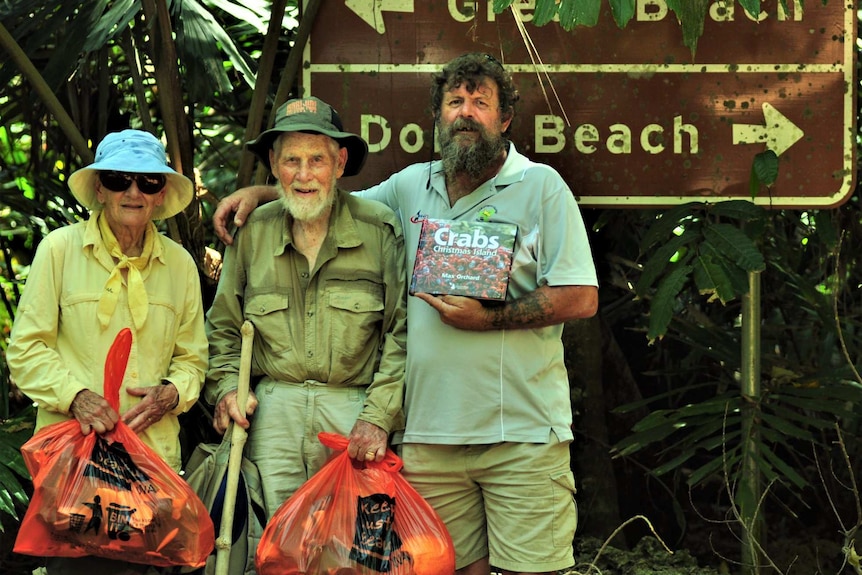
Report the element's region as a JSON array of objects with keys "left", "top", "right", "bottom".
[{"left": 409, "top": 218, "right": 518, "bottom": 301}]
